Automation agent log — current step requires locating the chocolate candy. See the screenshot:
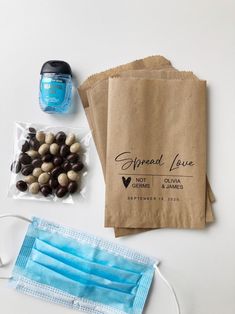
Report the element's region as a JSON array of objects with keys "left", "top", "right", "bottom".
[
  {"left": 16, "top": 180, "right": 27, "bottom": 192},
  {"left": 21, "top": 141, "right": 30, "bottom": 153},
  {"left": 19, "top": 153, "right": 32, "bottom": 165},
  {"left": 42, "top": 153, "right": 53, "bottom": 162},
  {"left": 40, "top": 185, "right": 52, "bottom": 197},
  {"left": 53, "top": 156, "right": 63, "bottom": 166},
  {"left": 49, "top": 178, "right": 59, "bottom": 189},
  {"left": 29, "top": 138, "right": 40, "bottom": 150},
  {"left": 51, "top": 166, "right": 63, "bottom": 178},
  {"left": 32, "top": 158, "right": 42, "bottom": 168},
  {"left": 60, "top": 144, "right": 70, "bottom": 157},
  {"left": 56, "top": 186, "right": 68, "bottom": 198},
  {"left": 27, "top": 127, "right": 36, "bottom": 139},
  {"left": 55, "top": 131, "right": 66, "bottom": 144},
  {"left": 11, "top": 160, "right": 21, "bottom": 173},
  {"left": 67, "top": 153, "right": 79, "bottom": 163},
  {"left": 68, "top": 181, "right": 78, "bottom": 194},
  {"left": 72, "top": 161, "right": 84, "bottom": 172},
  {"left": 13, "top": 128, "right": 83, "bottom": 198},
  {"left": 62, "top": 161, "right": 71, "bottom": 172},
  {"left": 21, "top": 164, "right": 34, "bottom": 176}
]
